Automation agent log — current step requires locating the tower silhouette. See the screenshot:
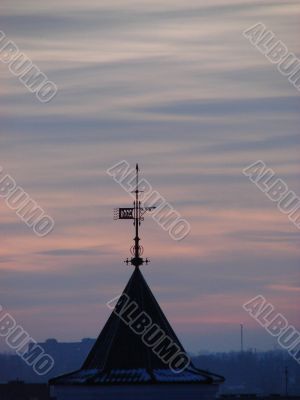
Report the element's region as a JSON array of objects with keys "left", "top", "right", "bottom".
[{"left": 50, "top": 164, "right": 224, "bottom": 400}]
